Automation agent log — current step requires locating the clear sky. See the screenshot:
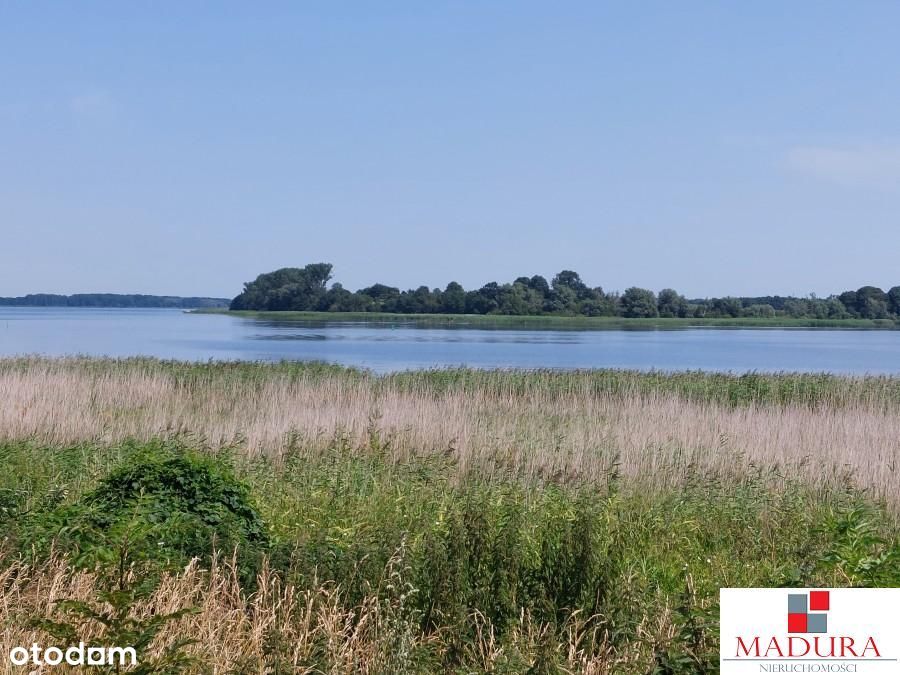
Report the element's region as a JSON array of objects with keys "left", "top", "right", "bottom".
[{"left": 2, "top": 2, "right": 899, "bottom": 299}]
